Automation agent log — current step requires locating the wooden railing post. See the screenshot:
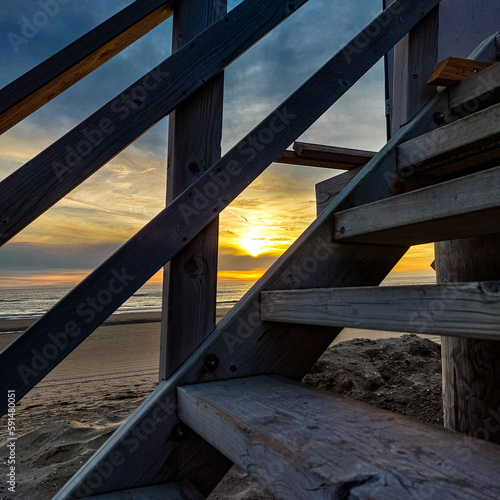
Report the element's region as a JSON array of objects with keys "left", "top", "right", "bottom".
[
  {"left": 391, "top": 0, "right": 500, "bottom": 443},
  {"left": 160, "top": 0, "right": 226, "bottom": 379}
]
